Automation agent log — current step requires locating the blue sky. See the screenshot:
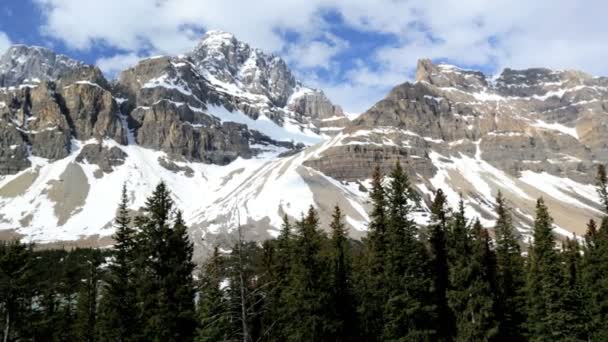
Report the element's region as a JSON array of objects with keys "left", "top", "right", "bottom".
[{"left": 1, "top": 0, "right": 608, "bottom": 113}]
